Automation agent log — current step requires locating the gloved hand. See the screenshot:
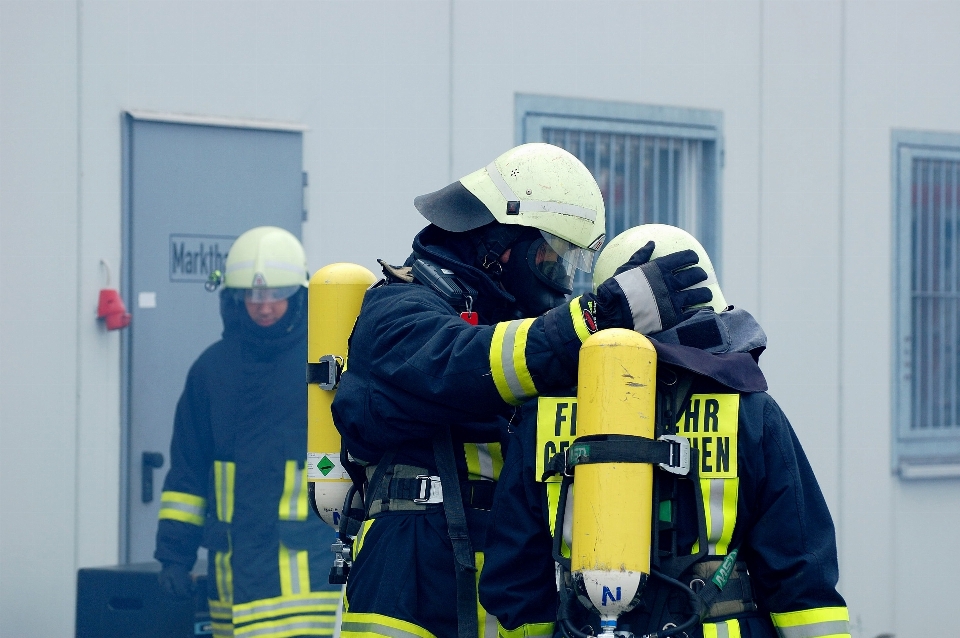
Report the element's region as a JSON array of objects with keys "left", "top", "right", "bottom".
[
  {"left": 158, "top": 562, "right": 194, "bottom": 599},
  {"left": 586, "top": 241, "right": 713, "bottom": 334}
]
